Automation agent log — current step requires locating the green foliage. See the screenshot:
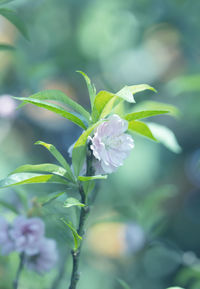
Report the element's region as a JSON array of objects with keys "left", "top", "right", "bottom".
[
  {"left": 78, "top": 175, "right": 107, "bottom": 181},
  {"left": 64, "top": 197, "right": 85, "bottom": 208},
  {"left": 83, "top": 180, "right": 95, "bottom": 196},
  {"left": 0, "top": 173, "right": 70, "bottom": 189},
  {"left": 91, "top": 90, "right": 117, "bottom": 122},
  {"left": 0, "top": 0, "right": 16, "bottom": 4},
  {"left": 10, "top": 163, "right": 69, "bottom": 179},
  {"left": 124, "top": 110, "right": 169, "bottom": 121},
  {"left": 14, "top": 97, "right": 87, "bottom": 129},
  {"left": 77, "top": 70, "right": 96, "bottom": 110},
  {"left": 117, "top": 84, "right": 156, "bottom": 103},
  {"left": 134, "top": 101, "right": 180, "bottom": 118},
  {"left": 128, "top": 120, "right": 157, "bottom": 141},
  {"left": 0, "top": 8, "right": 29, "bottom": 40},
  {"left": 148, "top": 122, "right": 182, "bottom": 153},
  {"left": 0, "top": 199, "right": 18, "bottom": 213},
  {"left": 35, "top": 141, "right": 74, "bottom": 182},
  {"left": 61, "top": 218, "right": 82, "bottom": 251},
  {"left": 72, "top": 122, "right": 100, "bottom": 176},
  {"left": 39, "top": 191, "right": 66, "bottom": 207},
  {"left": 117, "top": 279, "right": 131, "bottom": 289},
  {"left": 0, "top": 44, "right": 15, "bottom": 50},
  {"left": 18, "top": 89, "right": 91, "bottom": 124},
  {"left": 166, "top": 287, "right": 185, "bottom": 289}
]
